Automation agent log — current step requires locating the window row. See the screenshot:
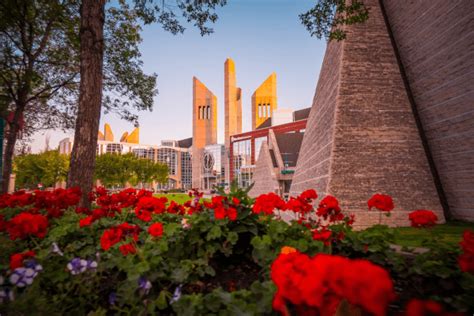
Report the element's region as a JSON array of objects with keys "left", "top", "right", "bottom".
[
  {"left": 198, "top": 105, "right": 212, "bottom": 120},
  {"left": 257, "top": 103, "right": 272, "bottom": 118}
]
